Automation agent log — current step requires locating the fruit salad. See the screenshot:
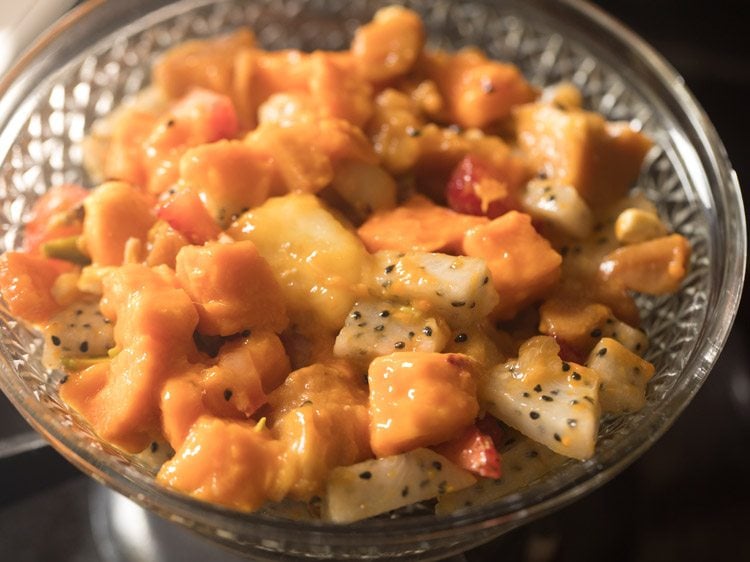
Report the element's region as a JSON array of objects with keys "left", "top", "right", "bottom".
[{"left": 0, "top": 6, "right": 691, "bottom": 523}]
